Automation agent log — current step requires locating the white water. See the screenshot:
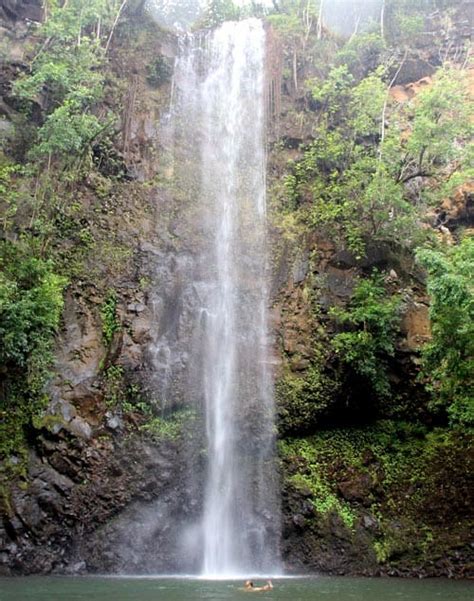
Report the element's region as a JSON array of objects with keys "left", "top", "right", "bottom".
[{"left": 168, "top": 19, "right": 279, "bottom": 577}]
